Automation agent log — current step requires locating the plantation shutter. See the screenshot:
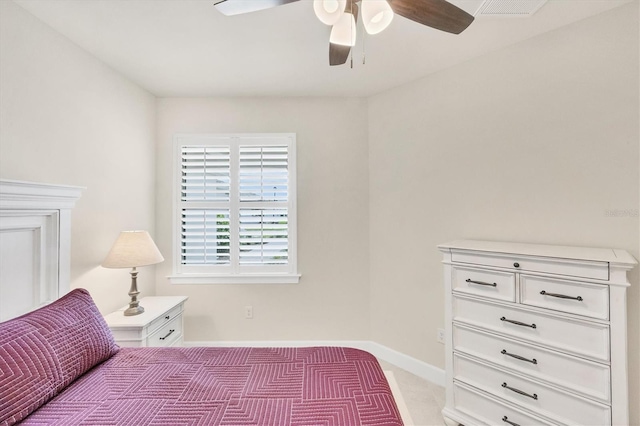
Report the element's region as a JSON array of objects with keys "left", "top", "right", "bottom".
[
  {"left": 239, "top": 146, "right": 289, "bottom": 202},
  {"left": 181, "top": 146, "right": 230, "bottom": 202},
  {"left": 180, "top": 145, "right": 231, "bottom": 266},
  {"left": 181, "top": 209, "right": 230, "bottom": 265},
  {"left": 238, "top": 145, "right": 289, "bottom": 266},
  {"left": 176, "top": 135, "right": 296, "bottom": 279}
]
